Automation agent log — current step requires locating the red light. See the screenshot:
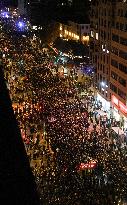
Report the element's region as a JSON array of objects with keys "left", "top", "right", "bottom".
[
  {"left": 112, "top": 95, "right": 119, "bottom": 106},
  {"left": 119, "top": 101, "right": 127, "bottom": 114},
  {"left": 112, "top": 95, "right": 127, "bottom": 114},
  {"left": 79, "top": 161, "right": 97, "bottom": 170}
]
